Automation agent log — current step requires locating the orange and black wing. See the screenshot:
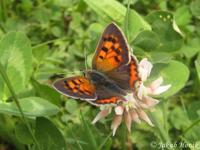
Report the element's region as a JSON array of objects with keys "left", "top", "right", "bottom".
[
  {"left": 53, "top": 76, "right": 97, "bottom": 100},
  {"left": 106, "top": 56, "right": 140, "bottom": 91},
  {"left": 92, "top": 23, "right": 130, "bottom": 72},
  {"left": 88, "top": 85, "right": 125, "bottom": 106},
  {"left": 53, "top": 76, "right": 122, "bottom": 105},
  {"left": 94, "top": 96, "right": 122, "bottom": 105}
]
